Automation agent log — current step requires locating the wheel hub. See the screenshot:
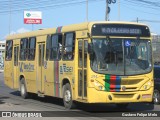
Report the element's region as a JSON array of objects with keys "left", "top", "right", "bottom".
[
  {"left": 64, "top": 90, "right": 71, "bottom": 102},
  {"left": 21, "top": 84, "right": 25, "bottom": 95}
]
